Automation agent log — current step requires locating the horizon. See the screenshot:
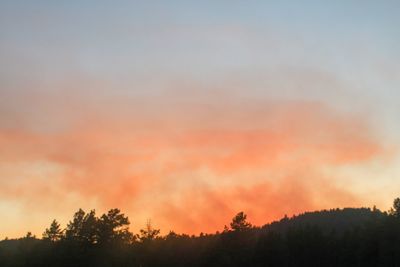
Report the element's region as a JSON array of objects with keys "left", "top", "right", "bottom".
[
  {"left": 1, "top": 205, "right": 388, "bottom": 240},
  {"left": 1, "top": 1, "right": 400, "bottom": 239}
]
